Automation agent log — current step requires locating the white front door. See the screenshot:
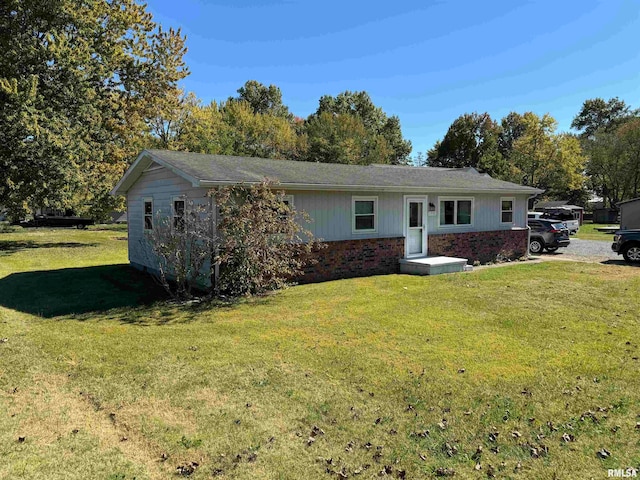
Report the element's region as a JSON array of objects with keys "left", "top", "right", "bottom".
[{"left": 404, "top": 196, "right": 427, "bottom": 258}]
